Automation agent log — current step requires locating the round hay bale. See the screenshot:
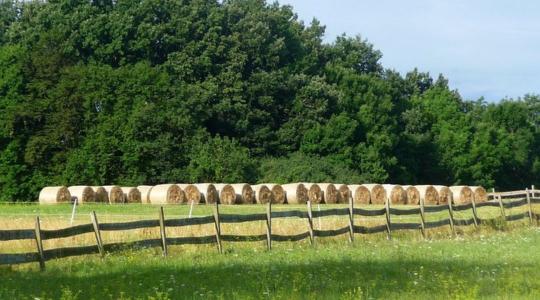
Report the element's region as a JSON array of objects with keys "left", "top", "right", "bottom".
[
  {"left": 336, "top": 184, "right": 351, "bottom": 204},
  {"left": 193, "top": 184, "right": 219, "bottom": 204},
  {"left": 402, "top": 185, "right": 420, "bottom": 205},
  {"left": 282, "top": 183, "right": 308, "bottom": 204},
  {"left": 39, "top": 186, "right": 71, "bottom": 204},
  {"left": 149, "top": 184, "right": 185, "bottom": 204},
  {"left": 305, "top": 183, "right": 323, "bottom": 204},
  {"left": 449, "top": 186, "right": 473, "bottom": 204},
  {"left": 433, "top": 186, "right": 452, "bottom": 205},
  {"left": 363, "top": 184, "right": 386, "bottom": 204},
  {"left": 137, "top": 185, "right": 154, "bottom": 204},
  {"left": 68, "top": 186, "right": 95, "bottom": 203},
  {"left": 382, "top": 184, "right": 407, "bottom": 205},
  {"left": 103, "top": 186, "right": 124, "bottom": 204},
  {"left": 91, "top": 186, "right": 108, "bottom": 203},
  {"left": 415, "top": 185, "right": 439, "bottom": 205},
  {"left": 252, "top": 184, "right": 274, "bottom": 204},
  {"left": 319, "top": 183, "right": 338, "bottom": 204},
  {"left": 471, "top": 186, "right": 487, "bottom": 203},
  {"left": 348, "top": 185, "right": 371, "bottom": 204},
  {"left": 178, "top": 184, "right": 202, "bottom": 204},
  {"left": 230, "top": 183, "right": 255, "bottom": 204},
  {"left": 121, "top": 187, "right": 141, "bottom": 203},
  {"left": 266, "top": 184, "right": 286, "bottom": 204},
  {"left": 214, "top": 184, "right": 237, "bottom": 205}
]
